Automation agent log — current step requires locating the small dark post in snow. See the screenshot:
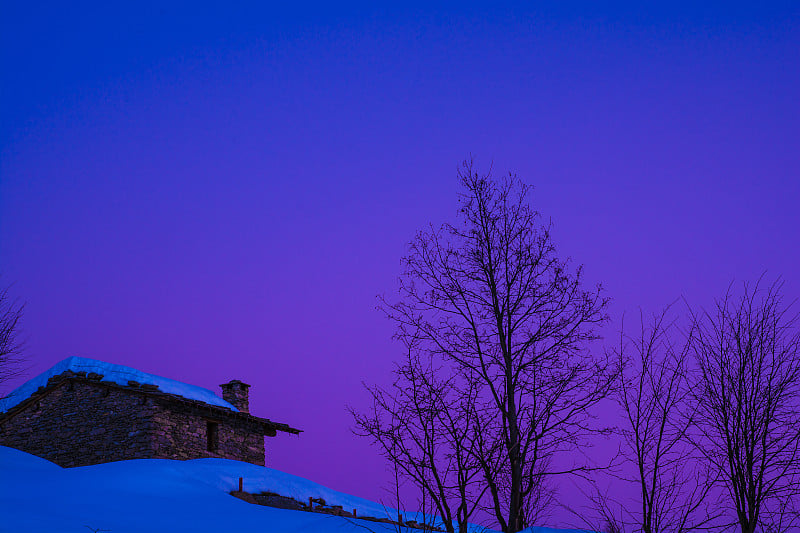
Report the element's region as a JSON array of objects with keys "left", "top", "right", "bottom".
[
  {"left": 238, "top": 477, "right": 243, "bottom": 492},
  {"left": 353, "top": 509, "right": 357, "bottom": 517},
  {"left": 309, "top": 496, "right": 313, "bottom": 508}
]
